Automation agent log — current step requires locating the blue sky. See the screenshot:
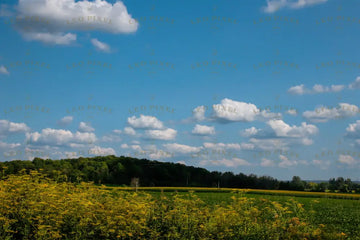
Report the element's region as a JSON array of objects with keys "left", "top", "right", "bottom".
[{"left": 1, "top": 0, "right": 360, "bottom": 180}]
